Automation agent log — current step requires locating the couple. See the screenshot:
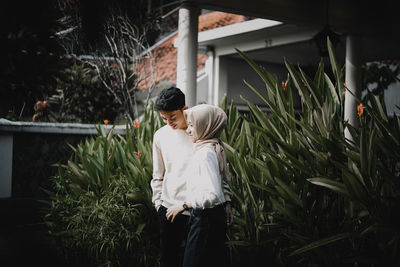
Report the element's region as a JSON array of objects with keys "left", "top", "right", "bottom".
[{"left": 151, "top": 87, "right": 233, "bottom": 267}]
